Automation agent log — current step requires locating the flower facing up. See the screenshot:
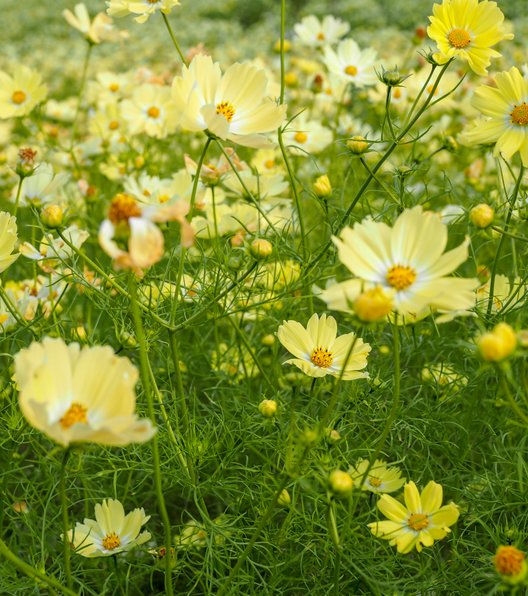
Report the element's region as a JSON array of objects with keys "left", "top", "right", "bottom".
[
  {"left": 277, "top": 313, "right": 371, "bottom": 380},
  {"left": 293, "top": 15, "right": 350, "bottom": 48},
  {"left": 0, "top": 212, "right": 19, "bottom": 274},
  {"left": 106, "top": 0, "right": 180, "bottom": 24},
  {"left": 324, "top": 39, "right": 378, "bottom": 88},
  {"left": 0, "top": 65, "right": 48, "bottom": 119},
  {"left": 13, "top": 337, "right": 156, "bottom": 447},
  {"left": 368, "top": 480, "right": 460, "bottom": 553},
  {"left": 121, "top": 84, "right": 178, "bottom": 139},
  {"left": 321, "top": 206, "right": 479, "bottom": 322},
  {"left": 171, "top": 54, "right": 287, "bottom": 148},
  {"left": 427, "top": 0, "right": 513, "bottom": 76},
  {"left": 493, "top": 545, "right": 528, "bottom": 585},
  {"left": 460, "top": 68, "right": 528, "bottom": 166},
  {"left": 67, "top": 499, "right": 150, "bottom": 557},
  {"left": 63, "top": 3, "right": 126, "bottom": 44},
  {"left": 349, "top": 459, "right": 406, "bottom": 494}
]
